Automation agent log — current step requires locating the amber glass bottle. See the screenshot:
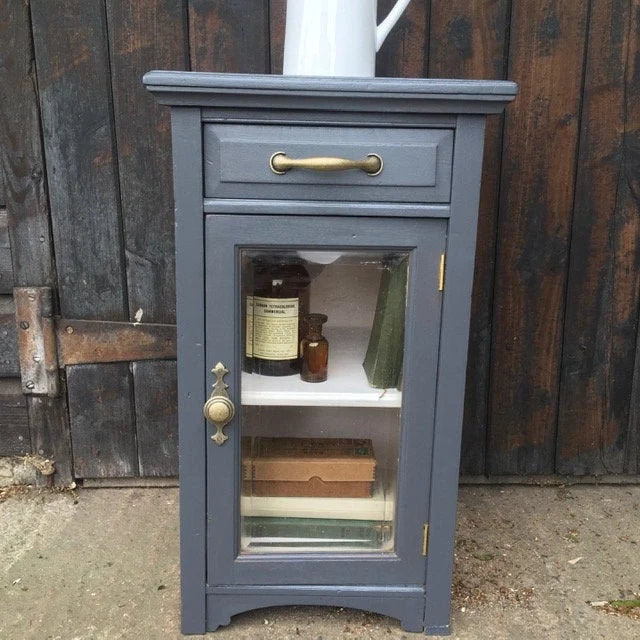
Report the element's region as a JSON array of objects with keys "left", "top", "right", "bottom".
[
  {"left": 251, "top": 255, "right": 310, "bottom": 376},
  {"left": 300, "top": 313, "right": 329, "bottom": 383}
]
